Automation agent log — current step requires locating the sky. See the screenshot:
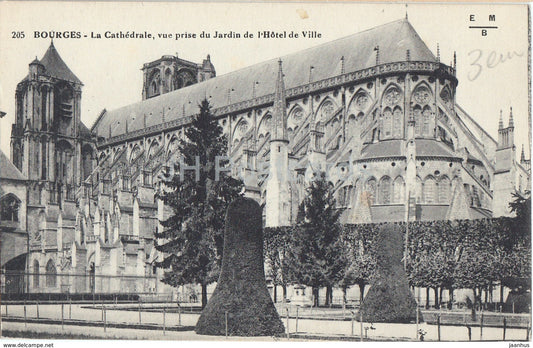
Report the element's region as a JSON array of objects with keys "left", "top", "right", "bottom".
[{"left": 0, "top": 2, "right": 529, "bottom": 161}]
